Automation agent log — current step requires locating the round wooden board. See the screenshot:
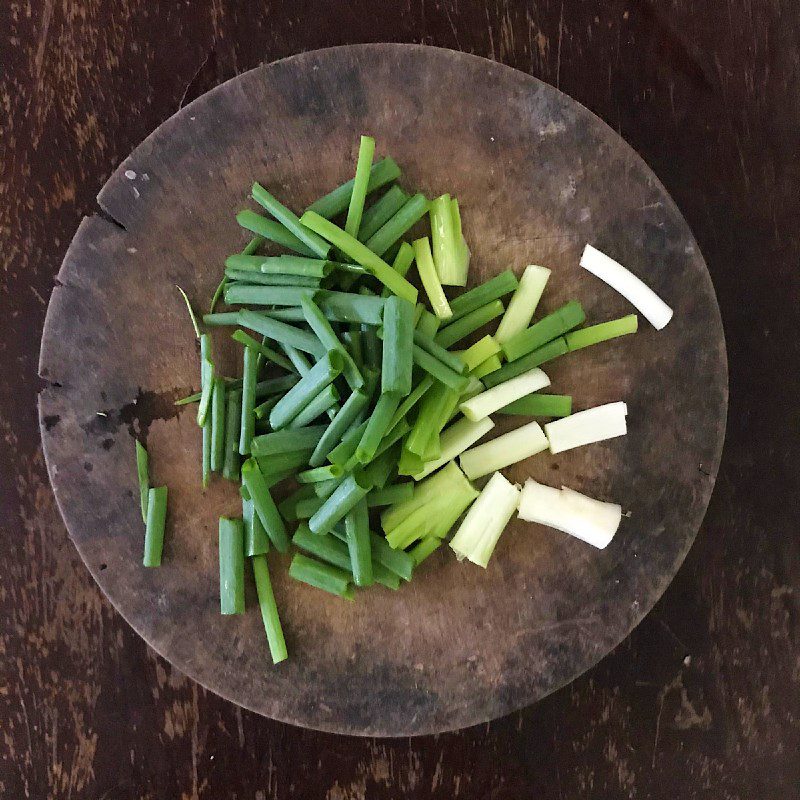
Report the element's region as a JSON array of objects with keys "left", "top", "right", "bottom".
[{"left": 38, "top": 44, "right": 727, "bottom": 737}]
